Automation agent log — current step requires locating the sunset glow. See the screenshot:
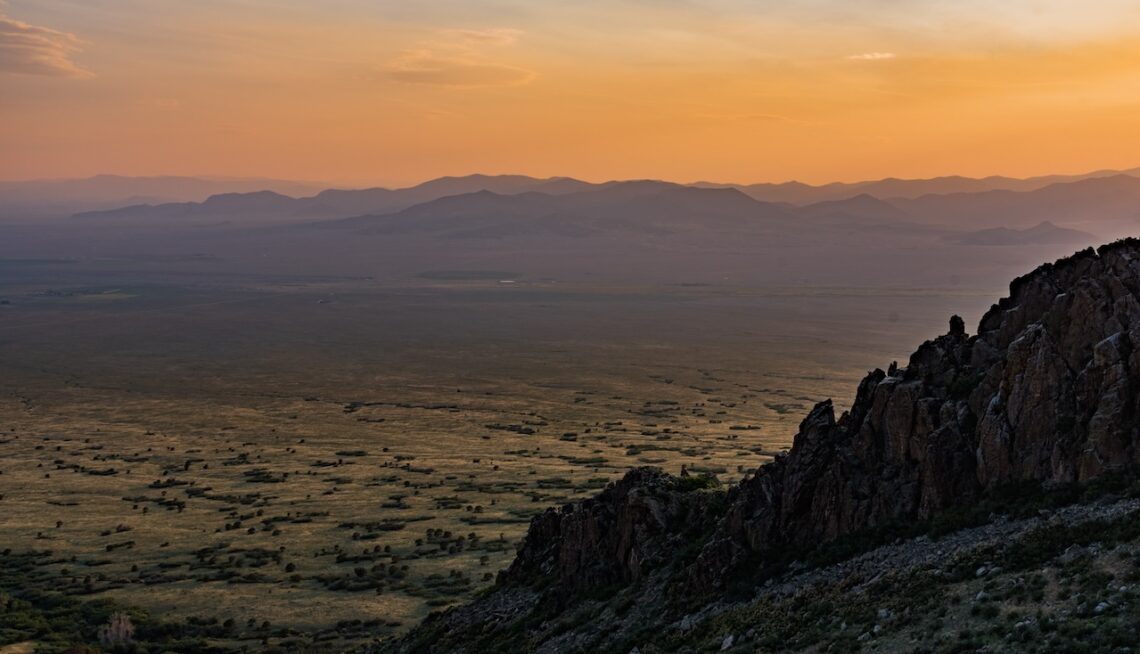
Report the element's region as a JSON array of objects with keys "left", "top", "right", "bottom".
[{"left": 5, "top": 0, "right": 1140, "bottom": 185}]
